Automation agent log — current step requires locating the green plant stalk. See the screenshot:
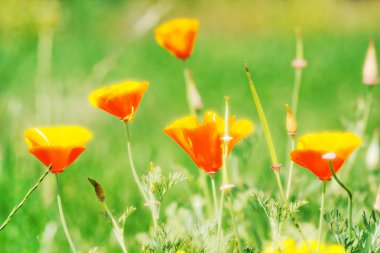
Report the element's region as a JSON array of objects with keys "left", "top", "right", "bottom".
[
  {"left": 246, "top": 64, "right": 312, "bottom": 251},
  {"left": 291, "top": 68, "right": 303, "bottom": 116},
  {"left": 200, "top": 171, "right": 213, "bottom": 218},
  {"left": 183, "top": 64, "right": 196, "bottom": 116},
  {"left": 286, "top": 138, "right": 295, "bottom": 199},
  {"left": 245, "top": 64, "right": 286, "bottom": 202},
  {"left": 124, "top": 122, "right": 158, "bottom": 230},
  {"left": 228, "top": 195, "right": 243, "bottom": 252},
  {"left": 56, "top": 175, "right": 77, "bottom": 253},
  {"left": 210, "top": 175, "right": 219, "bottom": 217},
  {"left": 328, "top": 160, "right": 353, "bottom": 235},
  {"left": 0, "top": 166, "right": 51, "bottom": 232},
  {"left": 103, "top": 202, "right": 128, "bottom": 253},
  {"left": 317, "top": 182, "right": 327, "bottom": 253},
  {"left": 345, "top": 86, "right": 374, "bottom": 179}
]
